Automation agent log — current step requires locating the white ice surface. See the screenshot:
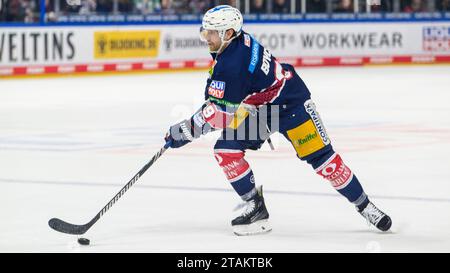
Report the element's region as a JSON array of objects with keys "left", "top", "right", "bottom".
[{"left": 0, "top": 65, "right": 449, "bottom": 252}]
